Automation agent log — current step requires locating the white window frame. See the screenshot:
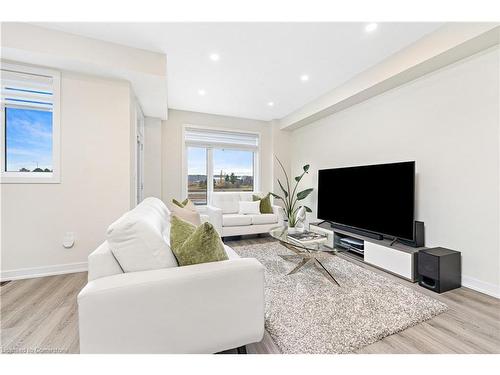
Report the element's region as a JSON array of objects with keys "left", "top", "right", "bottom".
[
  {"left": 1, "top": 62, "right": 61, "bottom": 184},
  {"left": 182, "top": 124, "right": 261, "bottom": 205}
]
